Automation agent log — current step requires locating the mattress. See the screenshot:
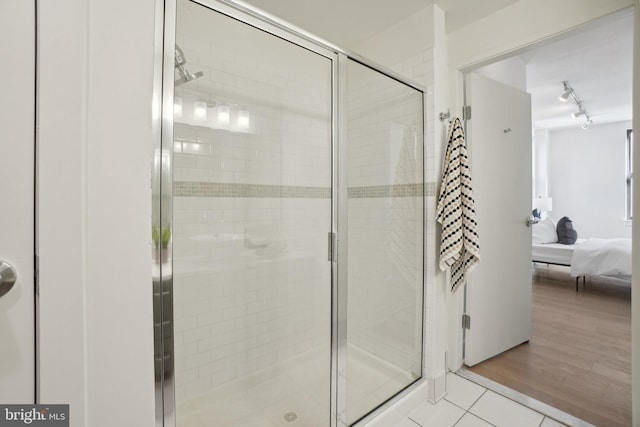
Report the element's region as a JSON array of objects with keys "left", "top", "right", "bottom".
[{"left": 531, "top": 239, "right": 586, "bottom": 265}]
